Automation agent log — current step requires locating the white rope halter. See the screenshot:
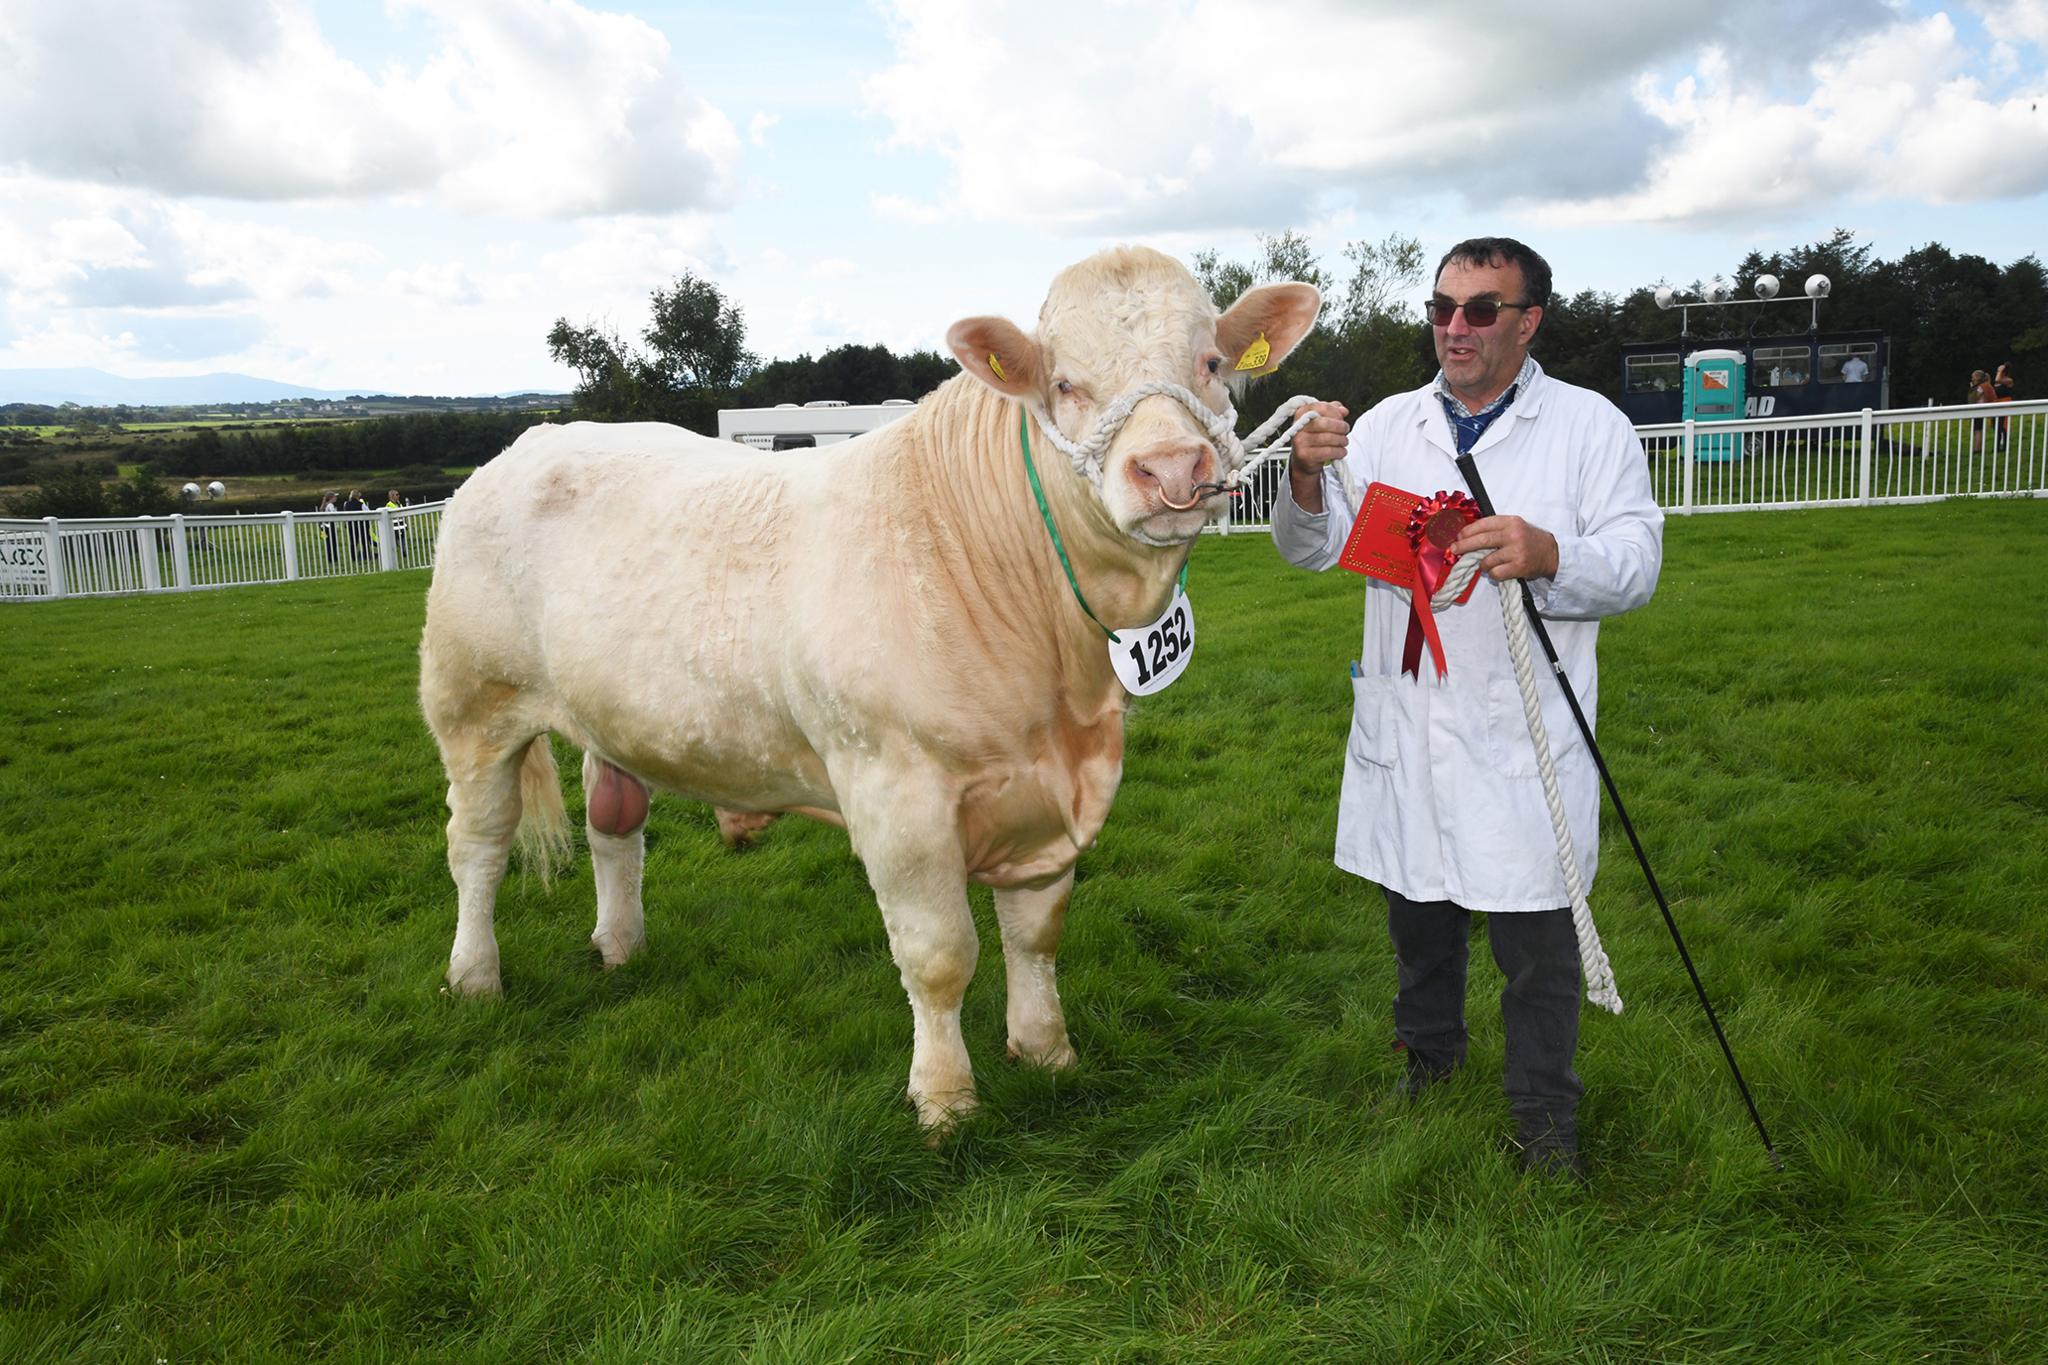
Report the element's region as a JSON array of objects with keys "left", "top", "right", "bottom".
[
  {"left": 1399, "top": 546, "right": 1624, "bottom": 1014},
  {"left": 1029, "top": 385, "right": 1325, "bottom": 493}
]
